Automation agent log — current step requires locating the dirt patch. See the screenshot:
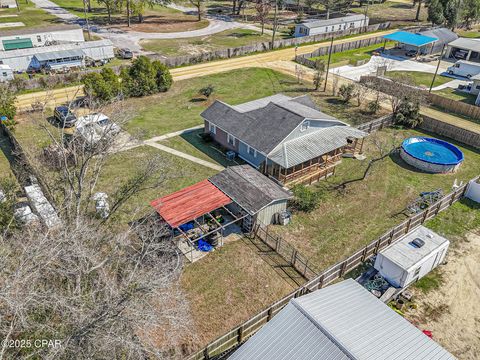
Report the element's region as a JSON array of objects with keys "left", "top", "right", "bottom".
[
  {"left": 108, "top": 14, "right": 209, "bottom": 33},
  {"left": 406, "top": 231, "right": 480, "bottom": 359}
]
